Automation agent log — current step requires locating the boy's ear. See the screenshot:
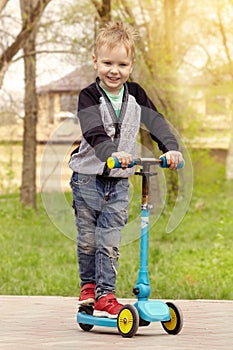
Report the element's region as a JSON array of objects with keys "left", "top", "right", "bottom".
[{"left": 92, "top": 54, "right": 98, "bottom": 69}]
